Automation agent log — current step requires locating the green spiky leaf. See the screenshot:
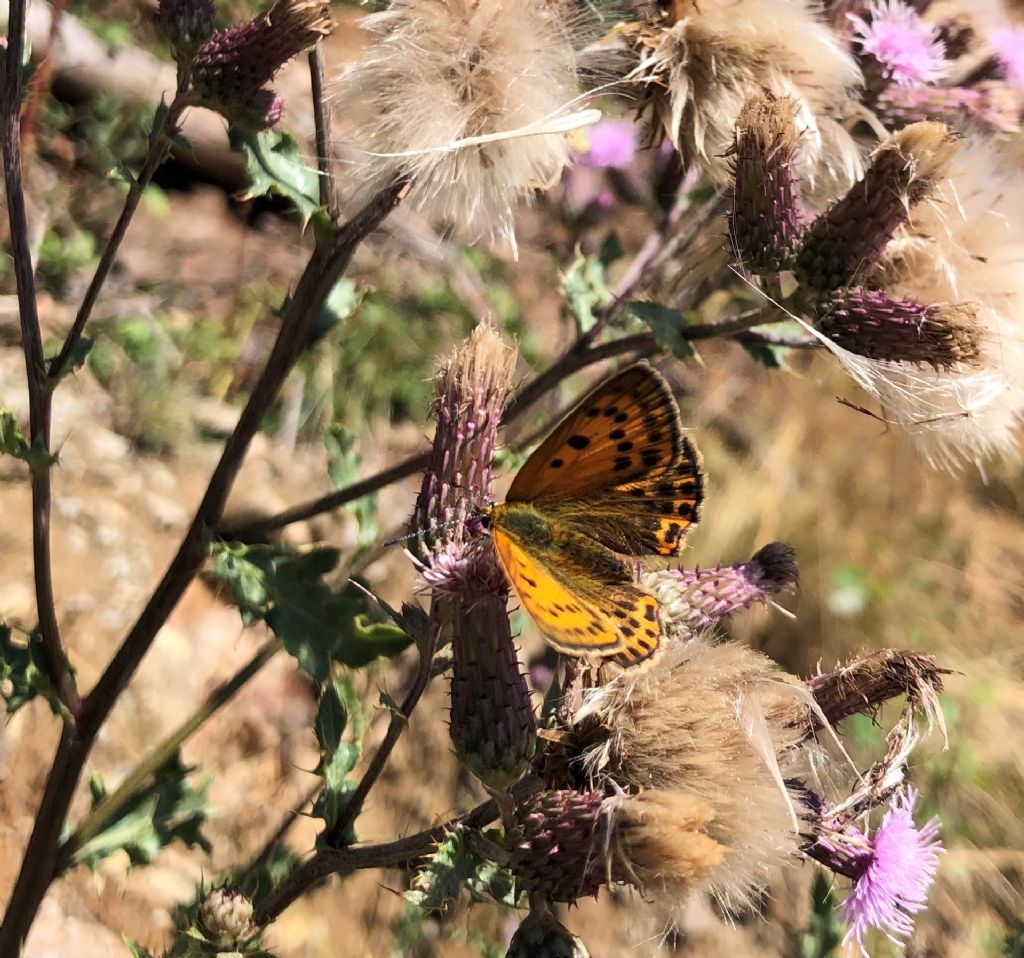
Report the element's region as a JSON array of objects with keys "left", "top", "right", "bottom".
[
  {"left": 0, "top": 626, "right": 65, "bottom": 715},
  {"left": 72, "top": 753, "right": 212, "bottom": 871},
  {"left": 229, "top": 129, "right": 321, "bottom": 228},
  {"left": 627, "top": 301, "right": 697, "bottom": 360}
]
